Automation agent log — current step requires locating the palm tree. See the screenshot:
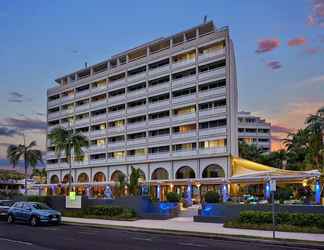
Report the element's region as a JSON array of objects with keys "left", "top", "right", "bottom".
[
  {"left": 48, "top": 127, "right": 88, "bottom": 193},
  {"left": 7, "top": 138, "right": 43, "bottom": 195},
  {"left": 129, "top": 166, "right": 143, "bottom": 195}
]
